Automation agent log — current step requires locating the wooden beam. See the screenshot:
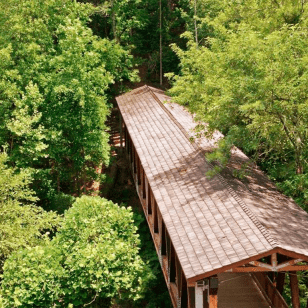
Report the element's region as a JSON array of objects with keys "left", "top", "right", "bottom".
[
  {"left": 188, "top": 248, "right": 280, "bottom": 284},
  {"left": 290, "top": 272, "right": 300, "bottom": 308},
  {"left": 278, "top": 265, "right": 308, "bottom": 271},
  {"left": 226, "top": 266, "right": 271, "bottom": 272},
  {"left": 249, "top": 260, "right": 273, "bottom": 270},
  {"left": 276, "top": 259, "right": 303, "bottom": 270}
]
